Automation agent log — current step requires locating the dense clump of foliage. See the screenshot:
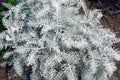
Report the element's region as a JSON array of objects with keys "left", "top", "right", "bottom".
[
  {"left": 0, "top": 0, "right": 120, "bottom": 80},
  {"left": 0, "top": 4, "right": 7, "bottom": 33},
  {"left": 0, "top": 0, "right": 17, "bottom": 58},
  {"left": 90, "top": 0, "right": 120, "bottom": 17}
]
